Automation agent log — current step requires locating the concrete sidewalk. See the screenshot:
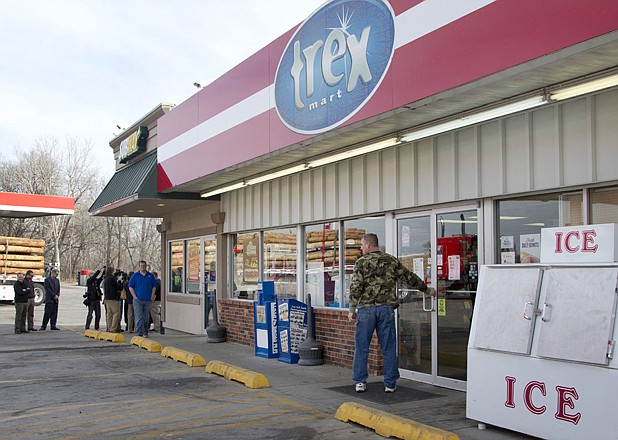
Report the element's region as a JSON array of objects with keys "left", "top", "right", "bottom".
[{"left": 118, "top": 328, "right": 530, "bottom": 440}]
